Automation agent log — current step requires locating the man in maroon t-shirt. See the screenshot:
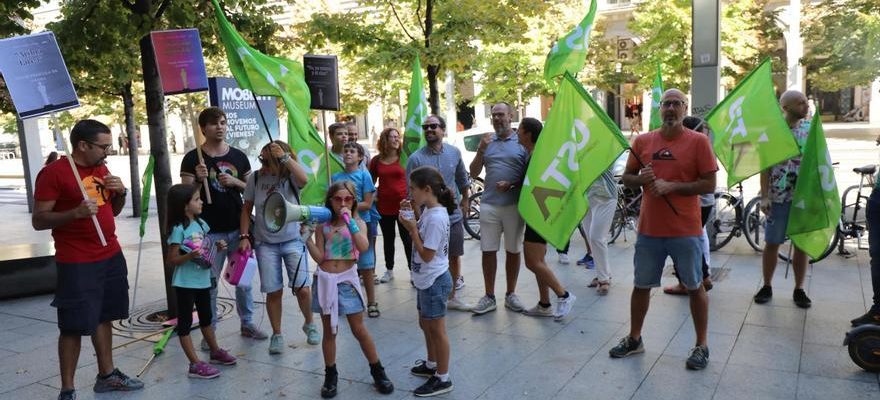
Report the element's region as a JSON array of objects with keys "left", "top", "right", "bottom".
[{"left": 33, "top": 120, "right": 143, "bottom": 400}]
